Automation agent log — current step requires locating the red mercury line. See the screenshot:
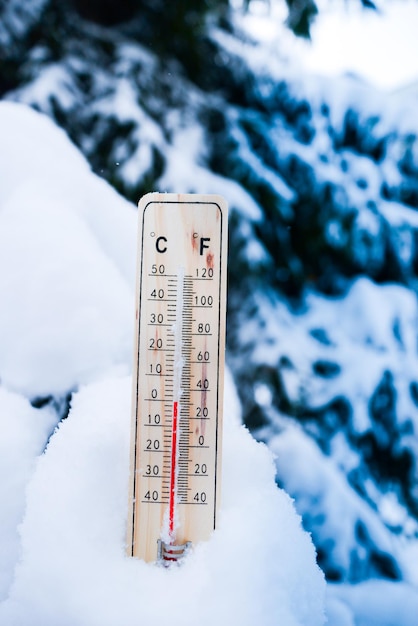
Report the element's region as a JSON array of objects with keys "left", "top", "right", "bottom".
[{"left": 169, "top": 400, "right": 178, "bottom": 542}]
